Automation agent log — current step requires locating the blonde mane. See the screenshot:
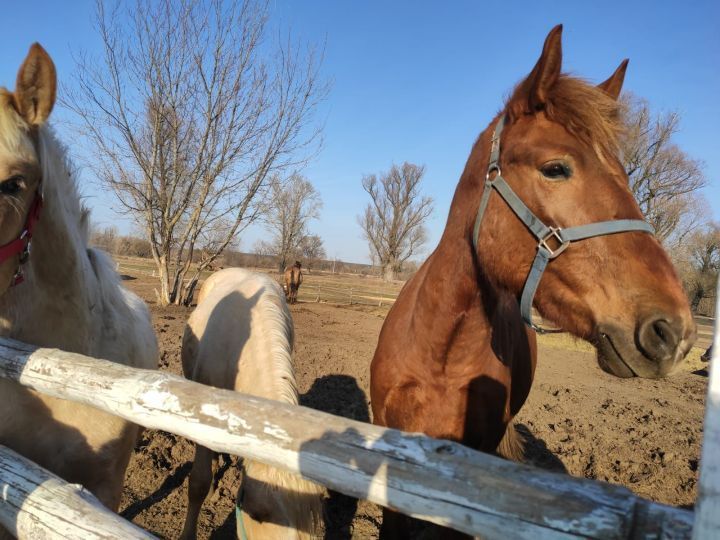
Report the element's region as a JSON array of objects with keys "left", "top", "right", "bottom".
[{"left": 245, "top": 273, "right": 299, "bottom": 405}]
